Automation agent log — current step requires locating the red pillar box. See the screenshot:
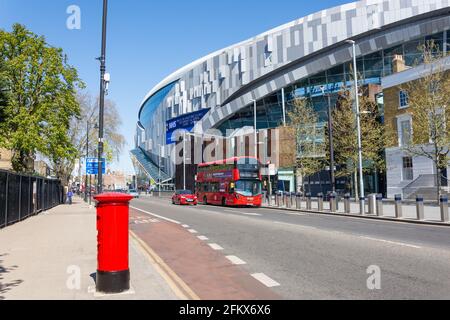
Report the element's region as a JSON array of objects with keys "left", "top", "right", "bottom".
[{"left": 94, "top": 193, "right": 133, "bottom": 294}]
